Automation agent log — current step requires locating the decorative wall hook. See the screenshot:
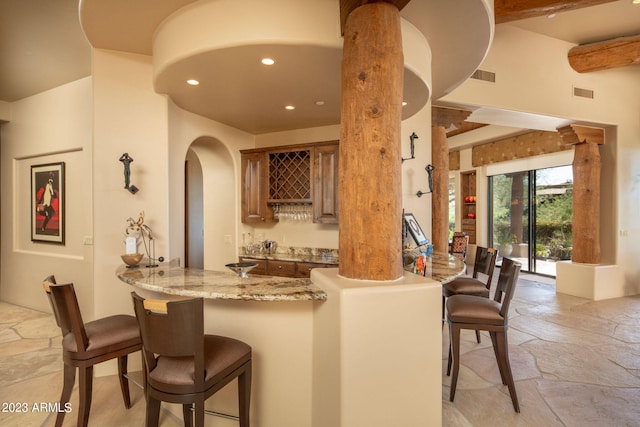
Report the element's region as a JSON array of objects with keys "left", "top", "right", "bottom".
[
  {"left": 401, "top": 132, "right": 419, "bottom": 162},
  {"left": 416, "top": 164, "right": 435, "bottom": 197},
  {"left": 119, "top": 153, "right": 139, "bottom": 194}
]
